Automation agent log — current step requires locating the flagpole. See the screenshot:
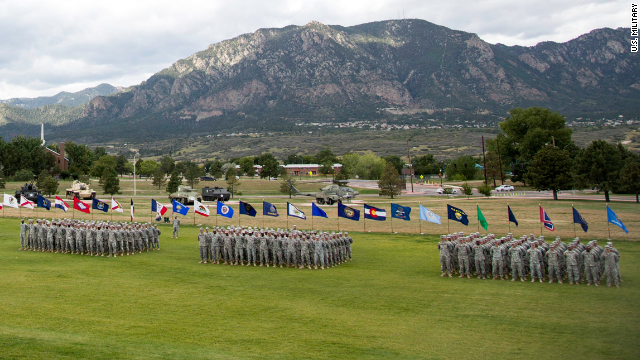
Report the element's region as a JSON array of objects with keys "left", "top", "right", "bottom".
[
  {"left": 539, "top": 204, "right": 542, "bottom": 236},
  {"left": 607, "top": 207, "right": 611, "bottom": 239},
  {"left": 447, "top": 203, "right": 450, "bottom": 234},
  {"left": 363, "top": 215, "right": 365, "bottom": 233},
  {"left": 572, "top": 205, "right": 576, "bottom": 238},
  {"left": 390, "top": 215, "right": 393, "bottom": 233},
  {"left": 419, "top": 202, "right": 422, "bottom": 234},
  {"left": 507, "top": 204, "right": 510, "bottom": 233},
  {"left": 262, "top": 199, "right": 265, "bottom": 228},
  {"left": 337, "top": 213, "right": 340, "bottom": 232},
  {"left": 477, "top": 203, "right": 480, "bottom": 233}
]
